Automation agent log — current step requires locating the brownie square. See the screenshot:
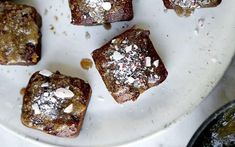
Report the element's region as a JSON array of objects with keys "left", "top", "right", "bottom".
[
  {"left": 0, "top": 1, "right": 41, "bottom": 65},
  {"left": 69, "top": 0, "right": 133, "bottom": 25},
  {"left": 92, "top": 28, "right": 168, "bottom": 104},
  {"left": 163, "top": 0, "right": 222, "bottom": 9},
  {"left": 21, "top": 70, "right": 92, "bottom": 137}
]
